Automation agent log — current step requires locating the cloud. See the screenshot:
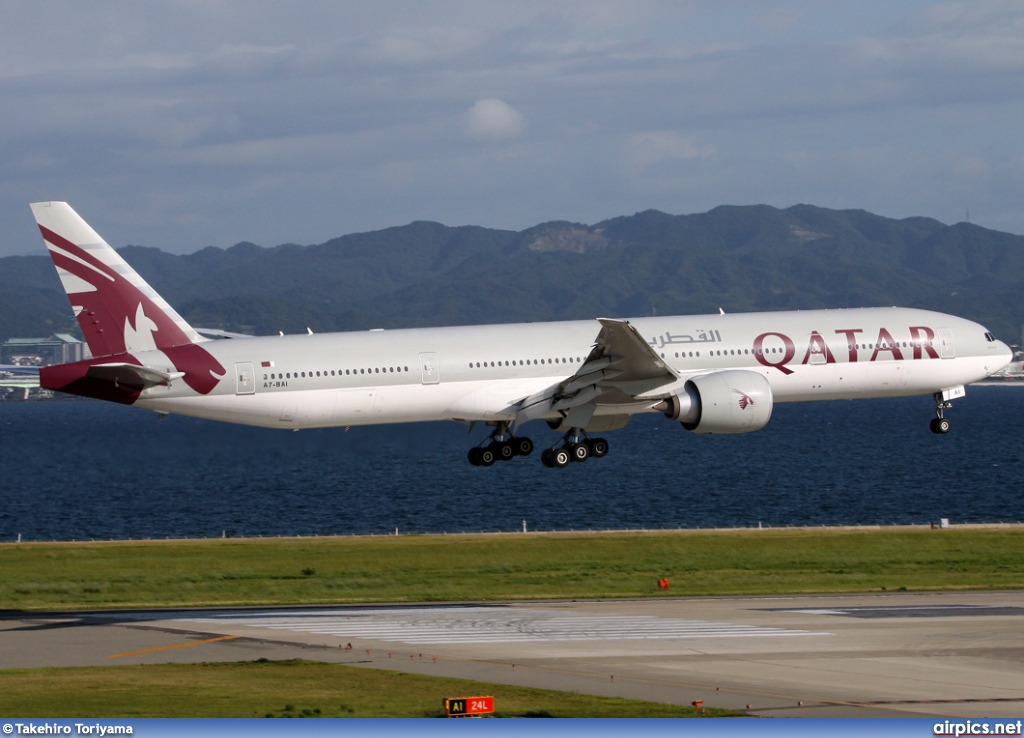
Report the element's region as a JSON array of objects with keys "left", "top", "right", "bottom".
[
  {"left": 625, "top": 131, "right": 715, "bottom": 175},
  {"left": 354, "top": 26, "right": 488, "bottom": 65},
  {"left": 466, "top": 98, "right": 525, "bottom": 141},
  {"left": 4, "top": 1, "right": 1024, "bottom": 257}
]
